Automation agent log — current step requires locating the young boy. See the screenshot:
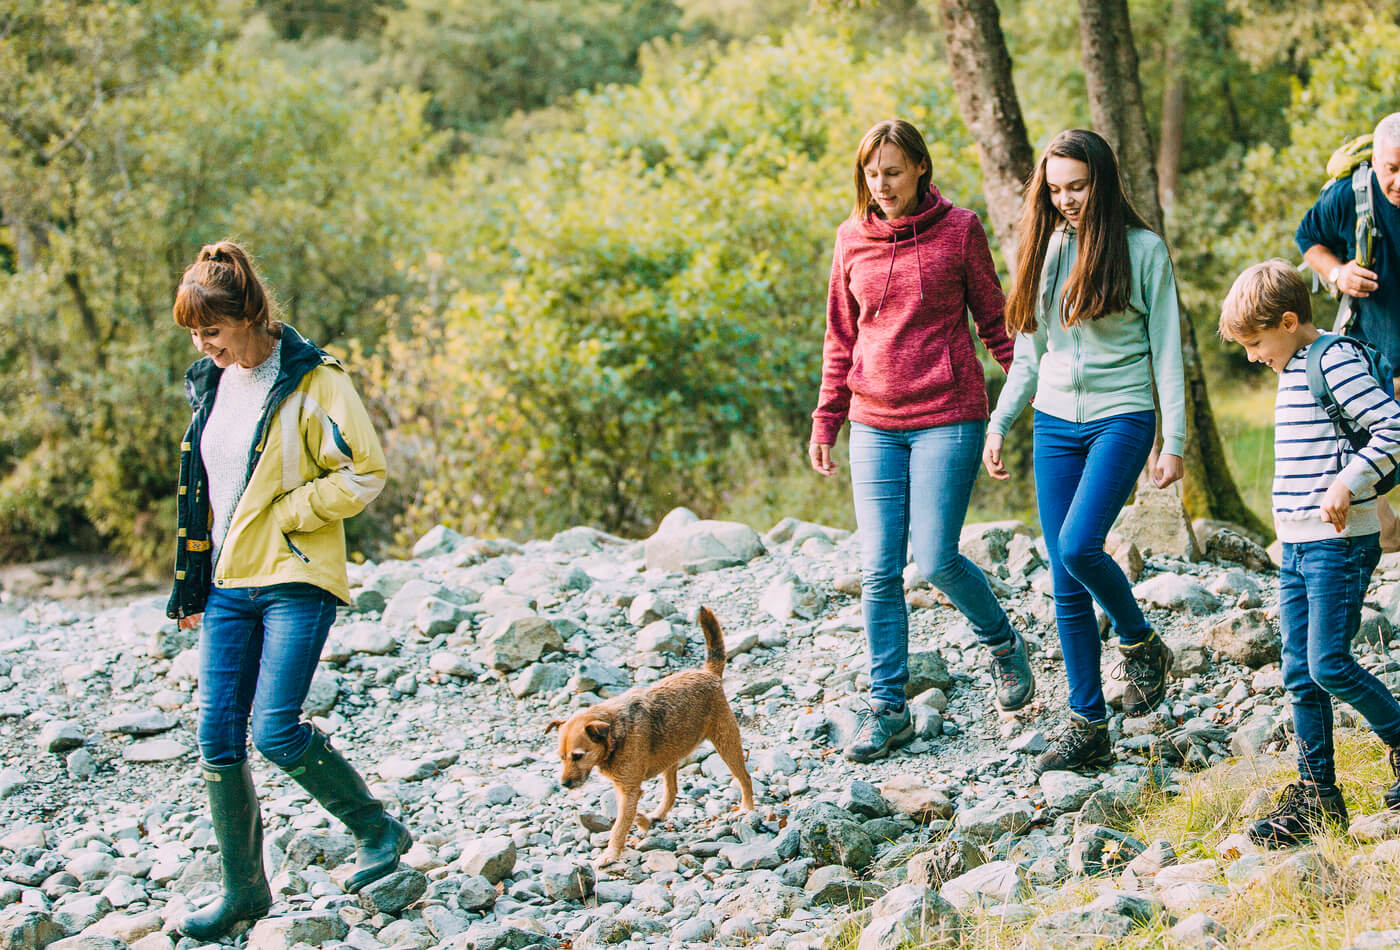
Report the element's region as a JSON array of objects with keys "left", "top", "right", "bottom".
[{"left": 1220, "top": 259, "right": 1400, "bottom": 846}]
